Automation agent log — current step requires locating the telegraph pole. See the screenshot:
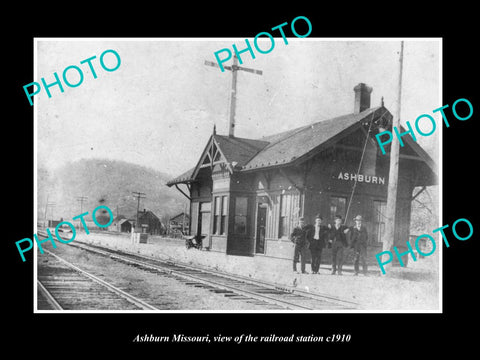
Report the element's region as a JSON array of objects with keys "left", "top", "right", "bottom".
[
  {"left": 205, "top": 55, "right": 263, "bottom": 137},
  {"left": 76, "top": 196, "right": 88, "bottom": 214},
  {"left": 132, "top": 192, "right": 146, "bottom": 231},
  {"left": 382, "top": 41, "right": 404, "bottom": 271},
  {"left": 44, "top": 194, "right": 49, "bottom": 222},
  {"left": 46, "top": 202, "right": 56, "bottom": 225}
]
